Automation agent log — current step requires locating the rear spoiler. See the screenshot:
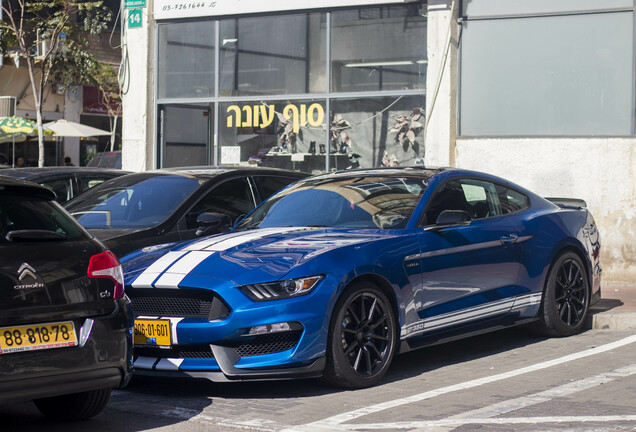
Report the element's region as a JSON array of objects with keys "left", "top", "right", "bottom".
[{"left": 545, "top": 197, "right": 587, "bottom": 209}]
